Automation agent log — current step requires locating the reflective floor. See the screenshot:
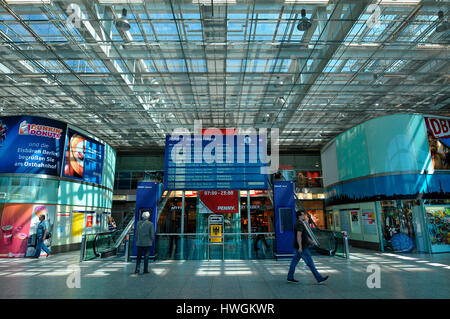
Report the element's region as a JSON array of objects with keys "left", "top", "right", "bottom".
[{"left": 0, "top": 248, "right": 449, "bottom": 299}]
